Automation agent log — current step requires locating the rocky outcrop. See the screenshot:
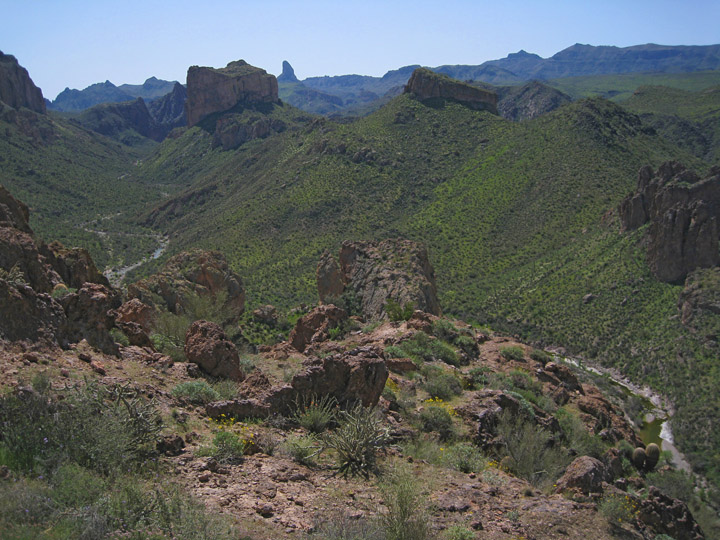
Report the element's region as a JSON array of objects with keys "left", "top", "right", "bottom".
[
  {"left": 184, "top": 320, "right": 245, "bottom": 380},
  {"left": 0, "top": 185, "right": 32, "bottom": 234},
  {"left": 554, "top": 456, "right": 607, "bottom": 495},
  {"left": 40, "top": 241, "right": 110, "bottom": 289},
  {"left": 0, "top": 279, "right": 66, "bottom": 343},
  {"left": 74, "top": 97, "right": 164, "bottom": 142},
  {"left": 206, "top": 345, "right": 388, "bottom": 419},
  {"left": 497, "top": 81, "right": 571, "bottom": 121},
  {"left": 128, "top": 249, "right": 245, "bottom": 320},
  {"left": 212, "top": 114, "right": 286, "bottom": 150},
  {"left": 0, "top": 51, "right": 45, "bottom": 114},
  {"left": 678, "top": 268, "right": 720, "bottom": 342},
  {"left": 147, "top": 82, "right": 187, "bottom": 129},
  {"left": 289, "top": 304, "right": 347, "bottom": 352},
  {"left": 277, "top": 60, "right": 298, "bottom": 83},
  {"left": 185, "top": 60, "right": 279, "bottom": 127},
  {"left": 619, "top": 162, "right": 720, "bottom": 283},
  {"left": 575, "top": 386, "right": 642, "bottom": 447},
  {"left": 638, "top": 486, "right": 704, "bottom": 540},
  {"left": 60, "top": 283, "right": 122, "bottom": 355},
  {"left": 317, "top": 239, "right": 441, "bottom": 320},
  {"left": 404, "top": 68, "right": 497, "bottom": 113}
]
